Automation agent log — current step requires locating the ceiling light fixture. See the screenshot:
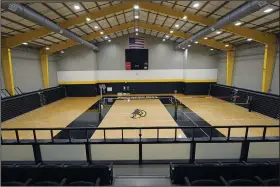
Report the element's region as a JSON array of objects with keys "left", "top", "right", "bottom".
[
  {"left": 247, "top": 38, "right": 253, "bottom": 41},
  {"left": 100, "top": 31, "right": 104, "bottom": 34},
  {"left": 135, "top": 28, "right": 139, "bottom": 32},
  {"left": 86, "top": 17, "right": 91, "bottom": 22},
  {"left": 193, "top": 2, "right": 200, "bottom": 8},
  {"left": 163, "top": 39, "right": 166, "bottom": 41},
  {"left": 194, "top": 41, "right": 198, "bottom": 44},
  {"left": 23, "top": 42, "right": 28, "bottom": 45},
  {"left": 175, "top": 24, "right": 179, "bottom": 28},
  {"left": 170, "top": 30, "right": 174, "bottom": 33},
  {"left": 94, "top": 26, "right": 98, "bottom": 29},
  {"left": 61, "top": 50, "right": 64, "bottom": 54},
  {"left": 136, "top": 33, "right": 138, "bottom": 35},
  {"left": 165, "top": 35, "right": 169, "bottom": 38},
  {"left": 210, "top": 48, "right": 214, "bottom": 51},
  {"left": 74, "top": 4, "right": 80, "bottom": 10},
  {"left": 264, "top": 8, "right": 273, "bottom": 13},
  {"left": 225, "top": 44, "right": 229, "bottom": 47},
  {"left": 183, "top": 16, "right": 187, "bottom": 20},
  {"left": 216, "top": 31, "right": 221, "bottom": 34},
  {"left": 188, "top": 44, "right": 191, "bottom": 47},
  {"left": 204, "top": 37, "right": 208, "bottom": 40},
  {"left": 182, "top": 48, "right": 185, "bottom": 49},
  {"left": 234, "top": 22, "right": 242, "bottom": 26},
  {"left": 135, "top": 15, "right": 139, "bottom": 19},
  {"left": 46, "top": 47, "right": 50, "bottom": 50},
  {"left": 104, "top": 36, "right": 108, "bottom": 39},
  {"left": 108, "top": 40, "right": 111, "bottom": 42},
  {"left": 134, "top": 5, "right": 139, "bottom": 10}
]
